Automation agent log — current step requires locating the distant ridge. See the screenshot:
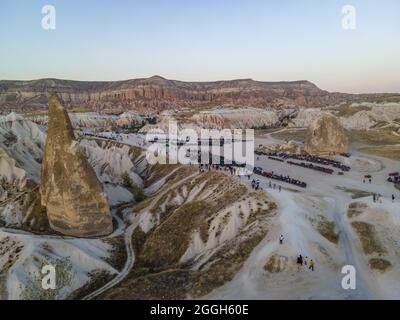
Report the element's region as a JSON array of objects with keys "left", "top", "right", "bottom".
[{"left": 0, "top": 76, "right": 395, "bottom": 114}]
